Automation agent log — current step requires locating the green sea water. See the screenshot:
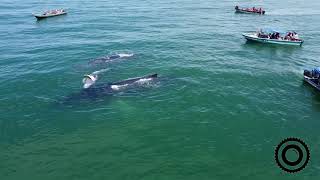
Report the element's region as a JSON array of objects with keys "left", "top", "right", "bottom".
[{"left": 1, "top": 0, "right": 320, "bottom": 179}]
